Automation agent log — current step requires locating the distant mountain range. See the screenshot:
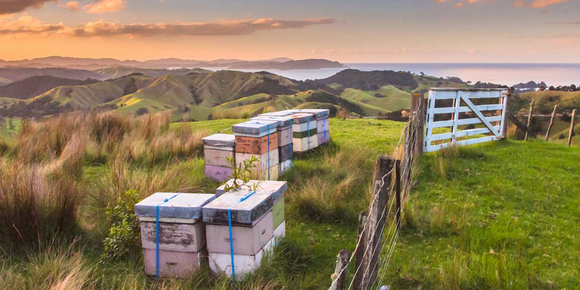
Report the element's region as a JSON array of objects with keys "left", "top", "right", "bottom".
[{"left": 0, "top": 56, "right": 343, "bottom": 70}]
